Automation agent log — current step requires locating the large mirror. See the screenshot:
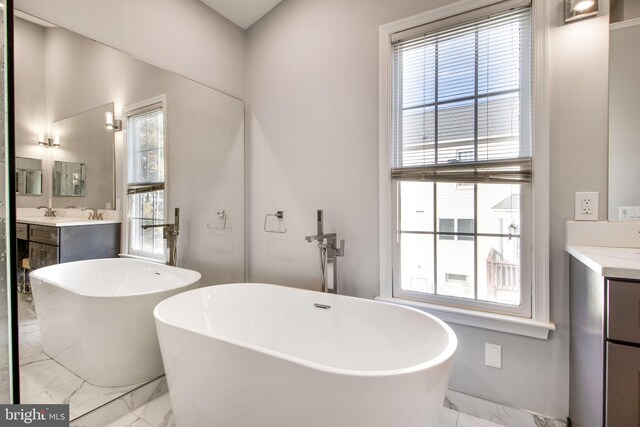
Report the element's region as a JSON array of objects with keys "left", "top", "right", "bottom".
[
  {"left": 608, "top": 2, "right": 640, "bottom": 220},
  {"left": 15, "top": 157, "right": 42, "bottom": 196},
  {"left": 15, "top": 10, "right": 245, "bottom": 420}
]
